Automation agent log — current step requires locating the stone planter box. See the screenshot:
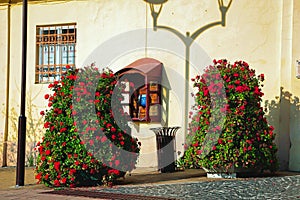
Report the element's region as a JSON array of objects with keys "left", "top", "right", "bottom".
[{"left": 203, "top": 166, "right": 261, "bottom": 179}]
